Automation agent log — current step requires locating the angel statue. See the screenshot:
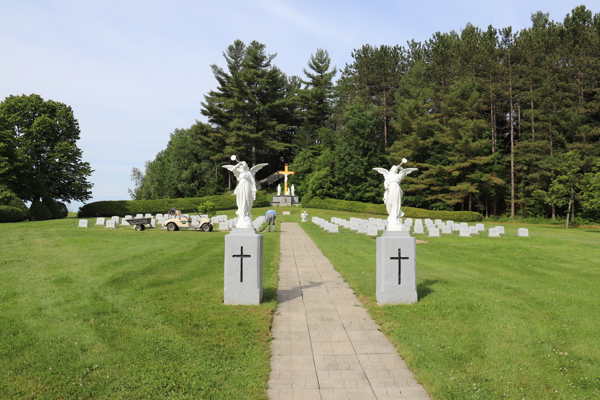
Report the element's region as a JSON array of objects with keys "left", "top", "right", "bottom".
[
  {"left": 222, "top": 156, "right": 268, "bottom": 229},
  {"left": 373, "top": 158, "right": 418, "bottom": 231}
]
